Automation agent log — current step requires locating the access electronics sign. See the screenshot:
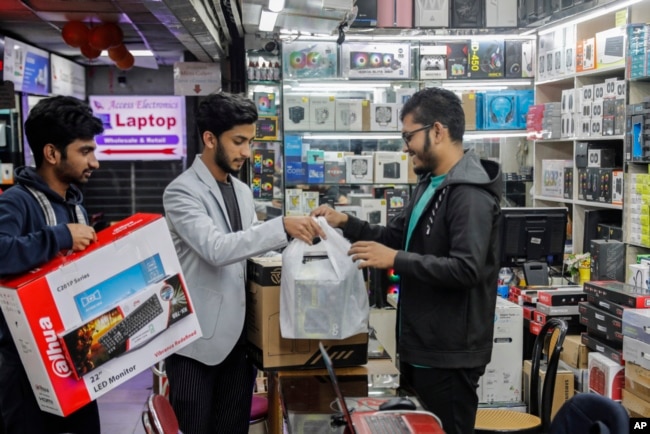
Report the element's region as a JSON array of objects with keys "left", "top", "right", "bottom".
[{"left": 89, "top": 95, "right": 186, "bottom": 161}]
